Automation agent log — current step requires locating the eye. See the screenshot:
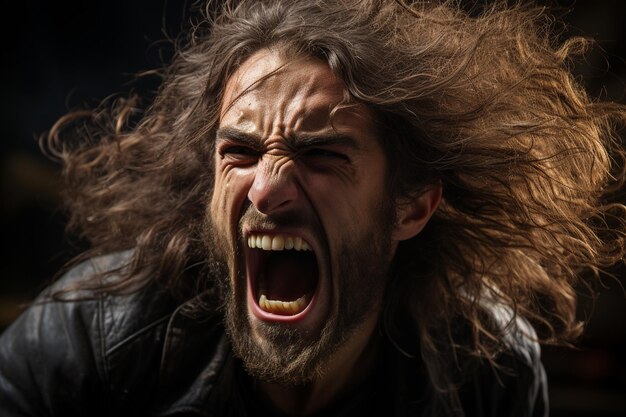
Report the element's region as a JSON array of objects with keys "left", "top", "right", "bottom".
[
  {"left": 222, "top": 145, "right": 258, "bottom": 156},
  {"left": 218, "top": 145, "right": 260, "bottom": 165},
  {"left": 302, "top": 148, "right": 349, "bottom": 162}
]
